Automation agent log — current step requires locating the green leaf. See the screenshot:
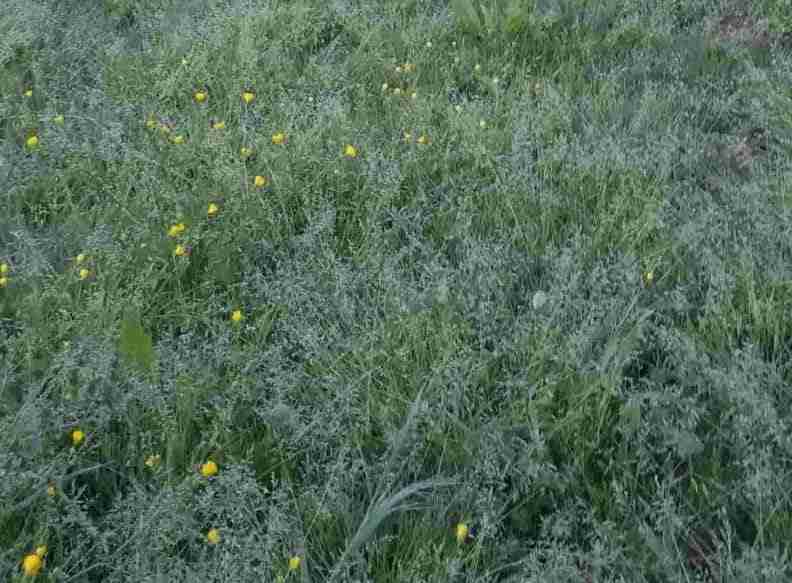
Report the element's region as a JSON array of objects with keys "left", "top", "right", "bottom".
[
  {"left": 118, "top": 307, "right": 154, "bottom": 373},
  {"left": 450, "top": 0, "right": 482, "bottom": 34}
]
